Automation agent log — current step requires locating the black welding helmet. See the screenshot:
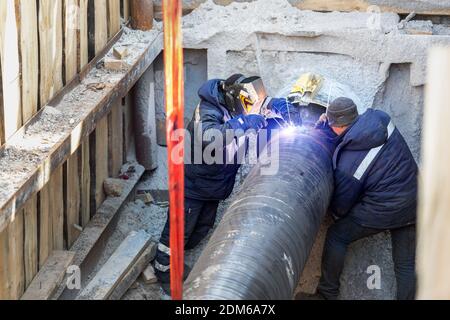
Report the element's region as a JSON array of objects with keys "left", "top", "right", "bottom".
[{"left": 222, "top": 74, "right": 268, "bottom": 117}]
